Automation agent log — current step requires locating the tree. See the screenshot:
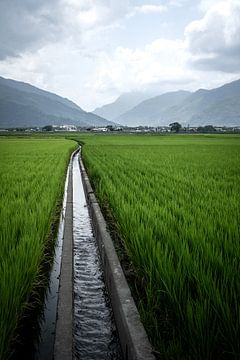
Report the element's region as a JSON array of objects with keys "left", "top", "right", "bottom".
[
  {"left": 106, "top": 125, "right": 114, "bottom": 131},
  {"left": 169, "top": 122, "right": 182, "bottom": 133},
  {"left": 203, "top": 125, "right": 216, "bottom": 133},
  {"left": 197, "top": 125, "right": 216, "bottom": 133},
  {"left": 42, "top": 125, "right": 53, "bottom": 132}
]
